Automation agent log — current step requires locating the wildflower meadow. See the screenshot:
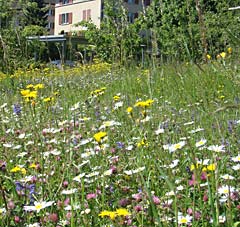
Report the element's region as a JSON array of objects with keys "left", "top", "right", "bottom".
[{"left": 0, "top": 58, "right": 239, "bottom": 227}]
